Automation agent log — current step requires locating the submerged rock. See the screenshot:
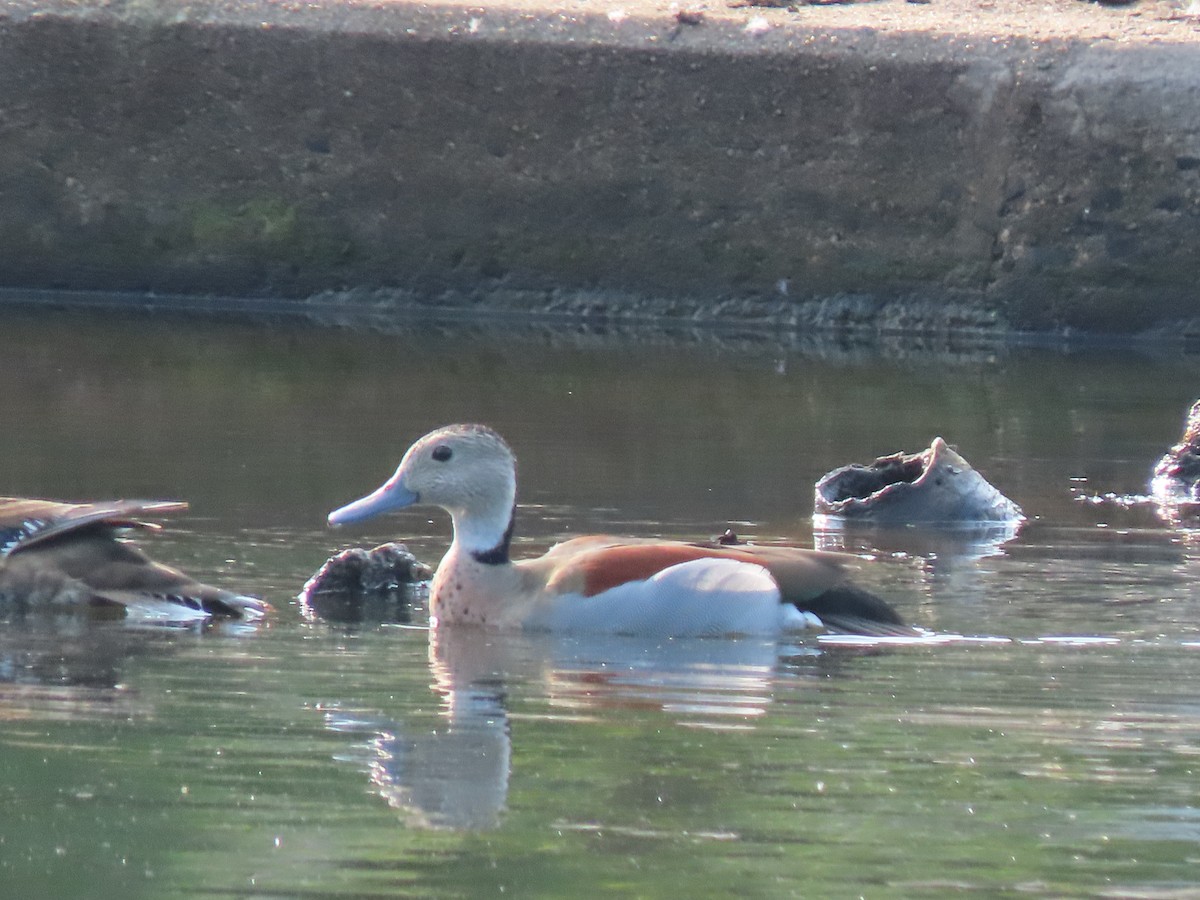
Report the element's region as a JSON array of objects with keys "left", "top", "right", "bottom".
[
  {"left": 814, "top": 437, "right": 1023, "bottom": 526},
  {"left": 1151, "top": 400, "right": 1200, "bottom": 506},
  {"left": 300, "top": 542, "right": 432, "bottom": 623}
]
